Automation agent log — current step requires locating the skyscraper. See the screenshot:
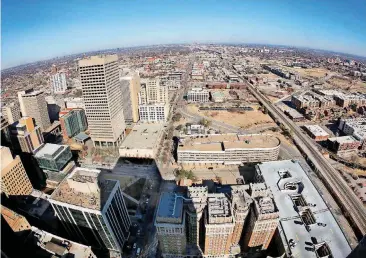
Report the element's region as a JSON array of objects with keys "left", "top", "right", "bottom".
[
  {"left": 139, "top": 78, "right": 168, "bottom": 104},
  {"left": 2, "top": 102, "right": 21, "bottom": 124},
  {"left": 79, "top": 55, "right": 126, "bottom": 147},
  {"left": 50, "top": 72, "right": 68, "bottom": 94},
  {"left": 244, "top": 183, "right": 279, "bottom": 251},
  {"left": 49, "top": 167, "right": 131, "bottom": 255},
  {"left": 9, "top": 117, "right": 44, "bottom": 153},
  {"left": 155, "top": 192, "right": 187, "bottom": 257},
  {"left": 204, "top": 193, "right": 235, "bottom": 257},
  {"left": 120, "top": 72, "right": 141, "bottom": 123},
  {"left": 0, "top": 146, "right": 33, "bottom": 197},
  {"left": 186, "top": 186, "right": 208, "bottom": 250},
  {"left": 18, "top": 89, "right": 51, "bottom": 131}
]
